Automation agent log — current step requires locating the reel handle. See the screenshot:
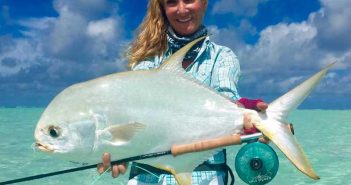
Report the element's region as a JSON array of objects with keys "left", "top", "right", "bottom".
[
  {"left": 171, "top": 133, "right": 263, "bottom": 156},
  {"left": 171, "top": 134, "right": 242, "bottom": 156}
]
